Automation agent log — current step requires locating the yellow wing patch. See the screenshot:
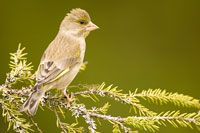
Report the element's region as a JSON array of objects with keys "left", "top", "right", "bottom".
[
  {"left": 42, "top": 68, "right": 70, "bottom": 89},
  {"left": 51, "top": 68, "right": 70, "bottom": 82}
]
